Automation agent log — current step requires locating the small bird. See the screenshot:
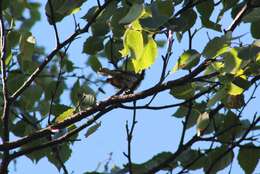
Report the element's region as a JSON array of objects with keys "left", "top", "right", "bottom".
[{"left": 98, "top": 68, "right": 144, "bottom": 92}]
